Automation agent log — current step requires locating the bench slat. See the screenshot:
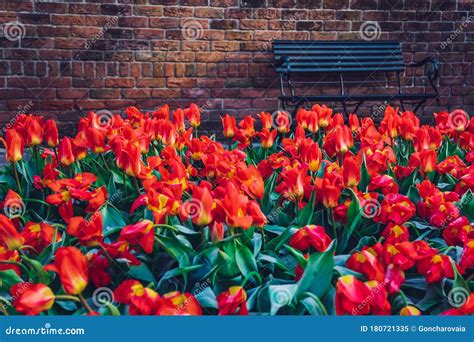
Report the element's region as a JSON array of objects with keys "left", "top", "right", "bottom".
[
  {"left": 274, "top": 44, "right": 400, "bottom": 50},
  {"left": 280, "top": 56, "right": 403, "bottom": 61},
  {"left": 274, "top": 49, "right": 402, "bottom": 56},
  {"left": 279, "top": 61, "right": 405, "bottom": 67},
  {"left": 276, "top": 66, "right": 404, "bottom": 72}
]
